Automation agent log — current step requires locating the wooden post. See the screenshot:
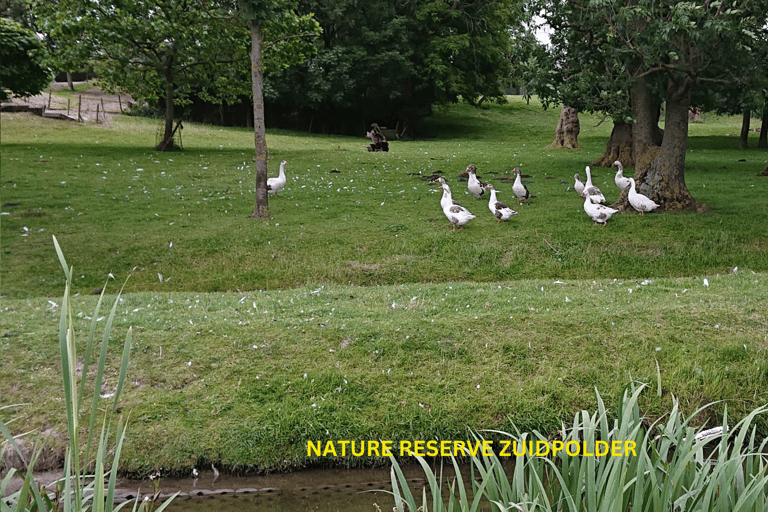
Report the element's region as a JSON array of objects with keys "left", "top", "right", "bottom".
[
  {"left": 96, "top": 103, "right": 100, "bottom": 123},
  {"left": 101, "top": 98, "right": 105, "bottom": 114},
  {"left": 78, "top": 94, "right": 82, "bottom": 121},
  {"left": 48, "top": 89, "right": 52, "bottom": 109},
  {"left": 118, "top": 95, "right": 123, "bottom": 112},
  {"left": 67, "top": 98, "right": 71, "bottom": 115}
]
